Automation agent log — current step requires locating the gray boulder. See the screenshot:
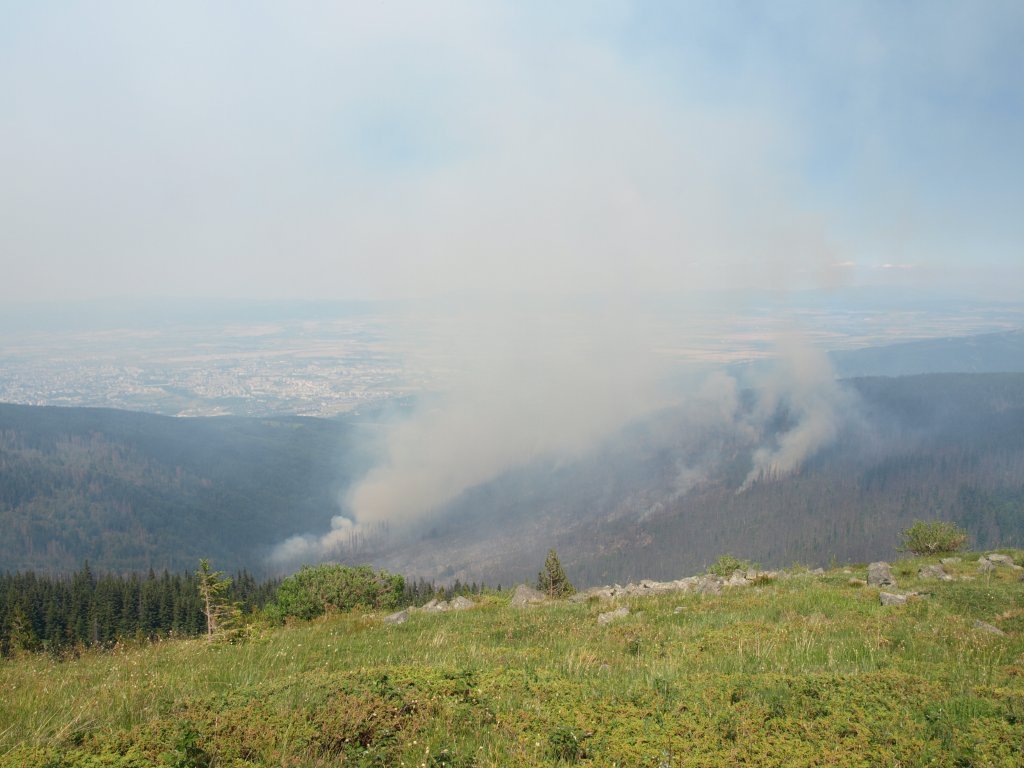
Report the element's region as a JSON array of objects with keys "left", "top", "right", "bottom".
[
  {"left": 421, "top": 599, "right": 450, "bottom": 613},
  {"left": 986, "top": 553, "right": 1015, "bottom": 567},
  {"left": 725, "top": 571, "right": 748, "bottom": 587},
  {"left": 880, "top": 591, "right": 908, "bottom": 606},
  {"left": 940, "top": 557, "right": 961, "bottom": 566},
  {"left": 978, "top": 559, "right": 996, "bottom": 574},
  {"left": 510, "top": 584, "right": 547, "bottom": 607},
  {"left": 597, "top": 606, "right": 630, "bottom": 625},
  {"left": 868, "top": 562, "right": 897, "bottom": 587},
  {"left": 695, "top": 575, "right": 723, "bottom": 595},
  {"left": 918, "top": 564, "right": 953, "bottom": 581},
  {"left": 448, "top": 596, "right": 475, "bottom": 611},
  {"left": 383, "top": 609, "right": 409, "bottom": 625}
]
